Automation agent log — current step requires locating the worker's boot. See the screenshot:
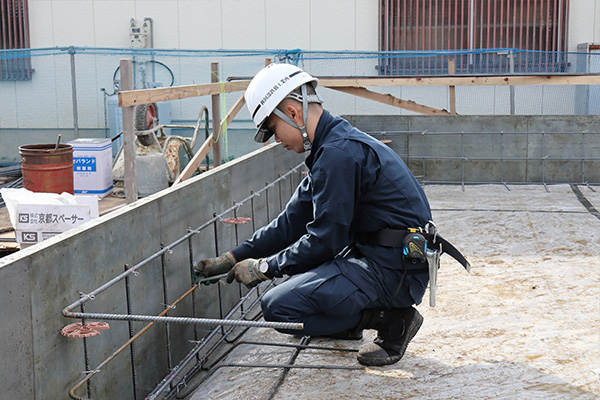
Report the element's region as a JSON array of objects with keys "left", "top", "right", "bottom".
[
  {"left": 325, "top": 328, "right": 363, "bottom": 340},
  {"left": 356, "top": 307, "right": 423, "bottom": 366}
]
